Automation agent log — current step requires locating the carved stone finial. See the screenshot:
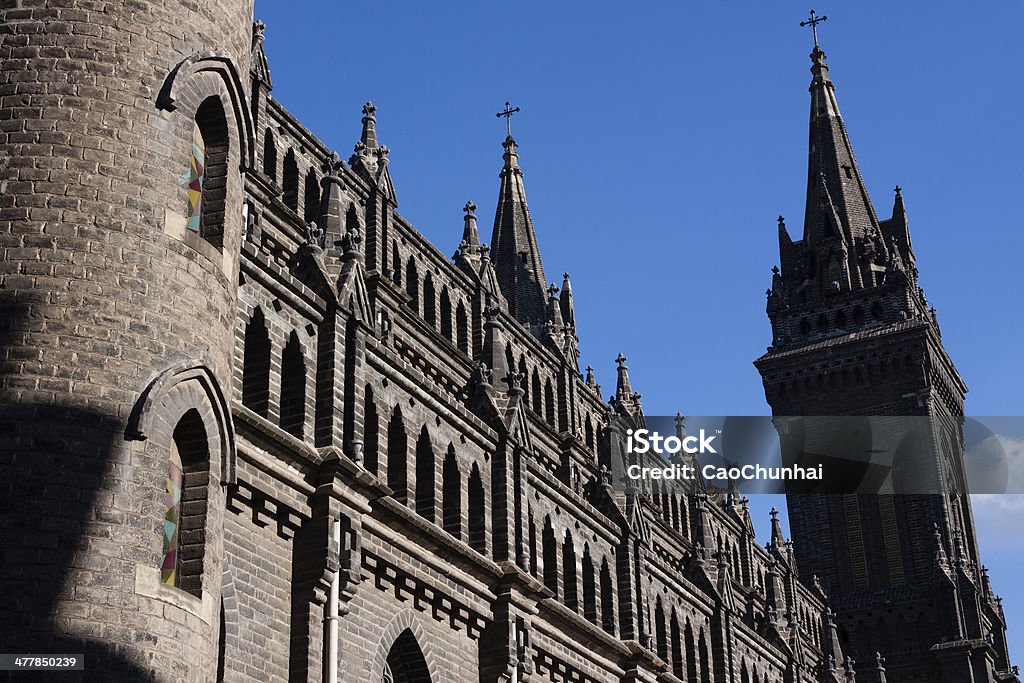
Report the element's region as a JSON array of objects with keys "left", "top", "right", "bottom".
[
  {"left": 463, "top": 200, "right": 476, "bottom": 216},
  {"left": 322, "top": 150, "right": 344, "bottom": 175},
  {"left": 770, "top": 506, "right": 779, "bottom": 520},
  {"left": 362, "top": 101, "right": 376, "bottom": 118},
  {"left": 252, "top": 19, "right": 266, "bottom": 45},
  {"left": 616, "top": 353, "right": 627, "bottom": 367}
]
